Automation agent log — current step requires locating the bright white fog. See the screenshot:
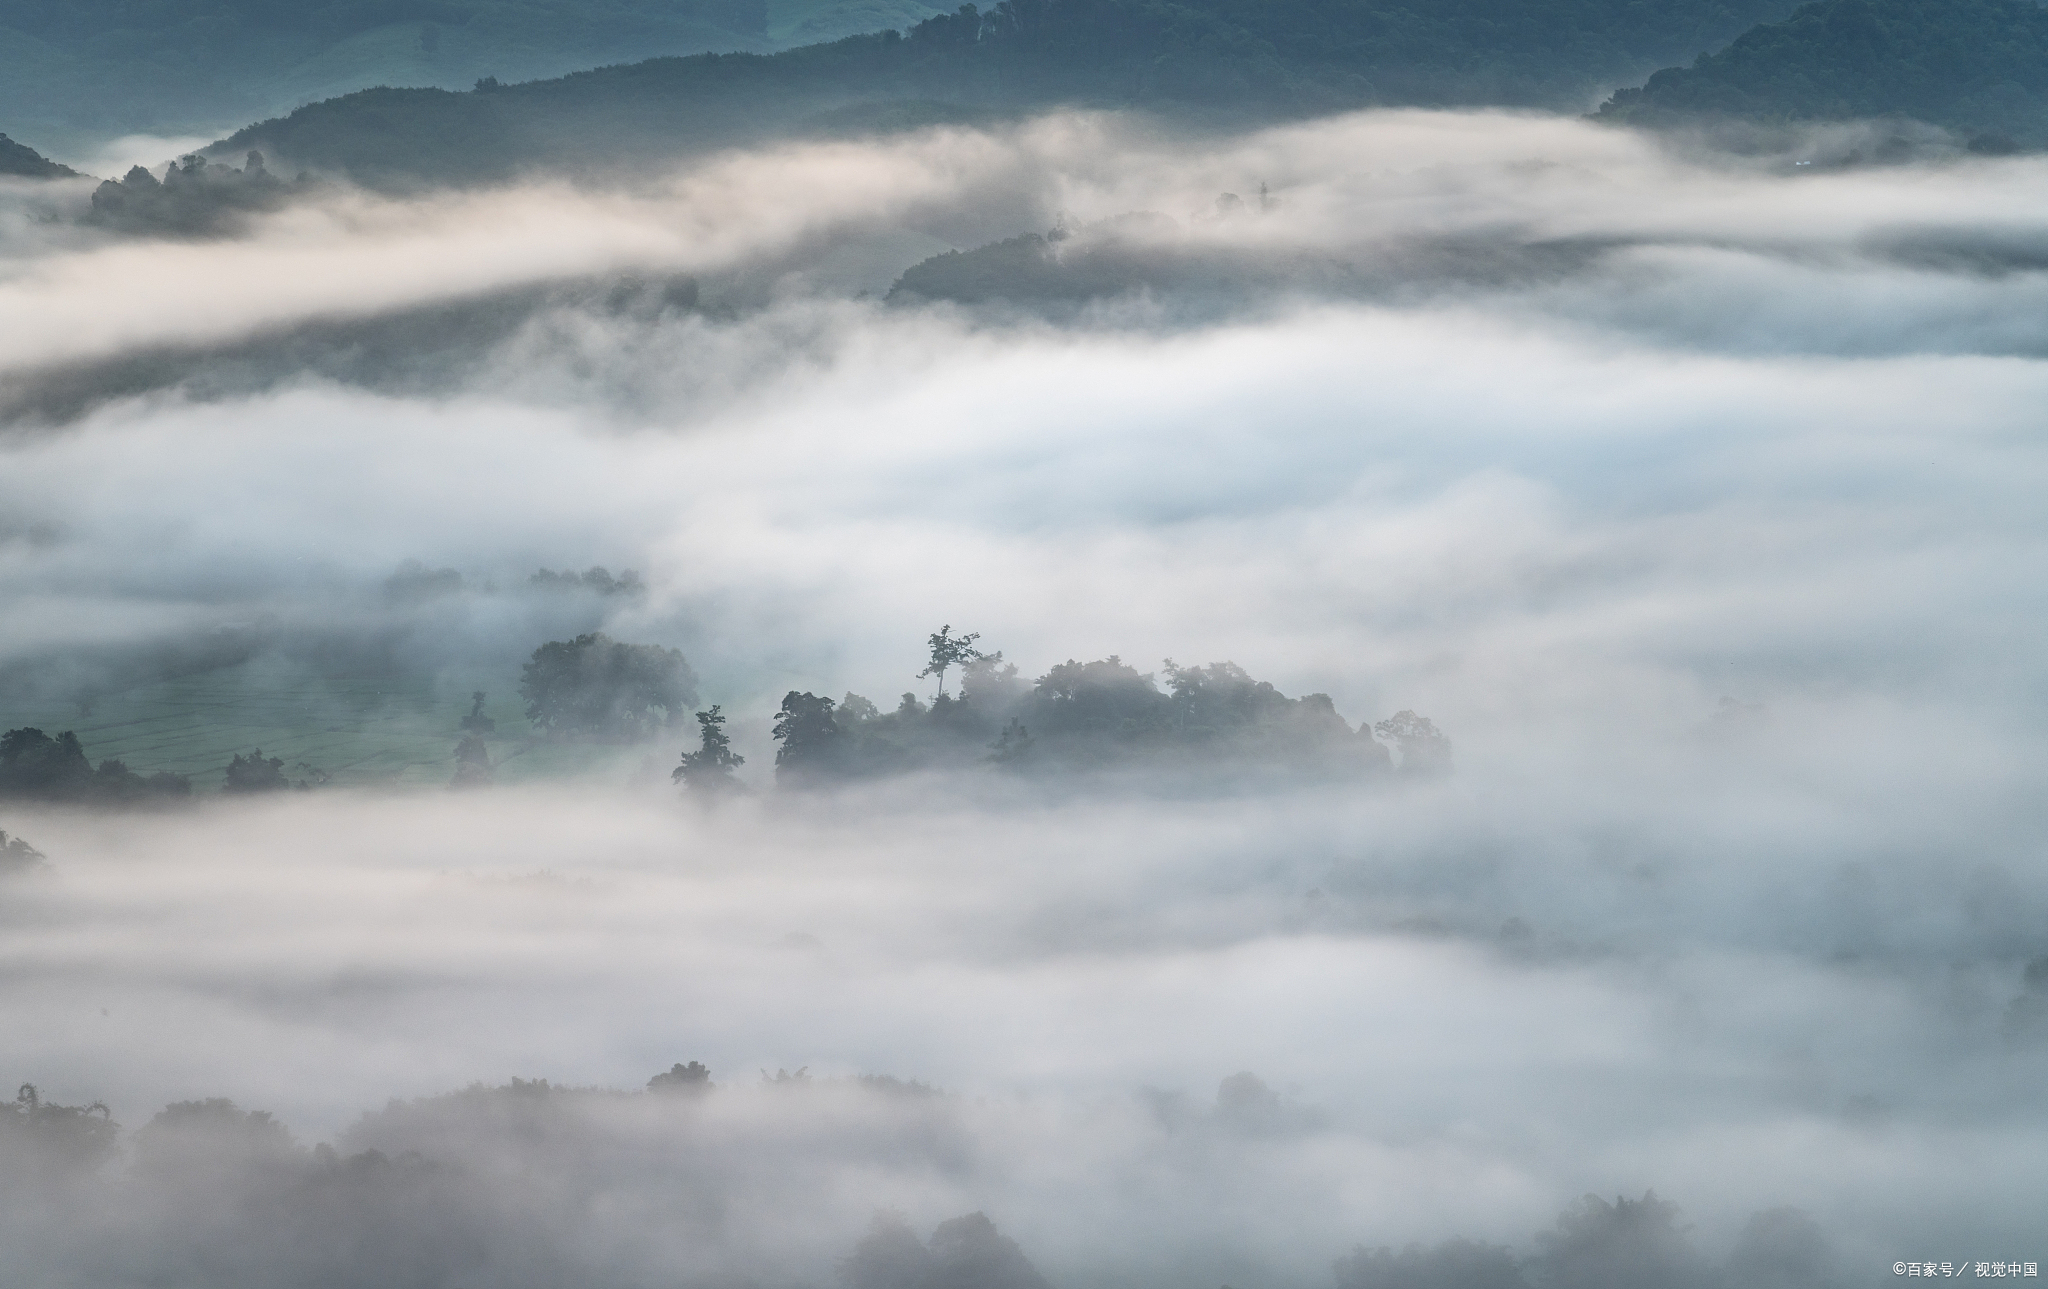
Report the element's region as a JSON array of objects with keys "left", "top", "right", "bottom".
[{"left": 1, "top": 109, "right": 2045, "bottom": 1287}]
